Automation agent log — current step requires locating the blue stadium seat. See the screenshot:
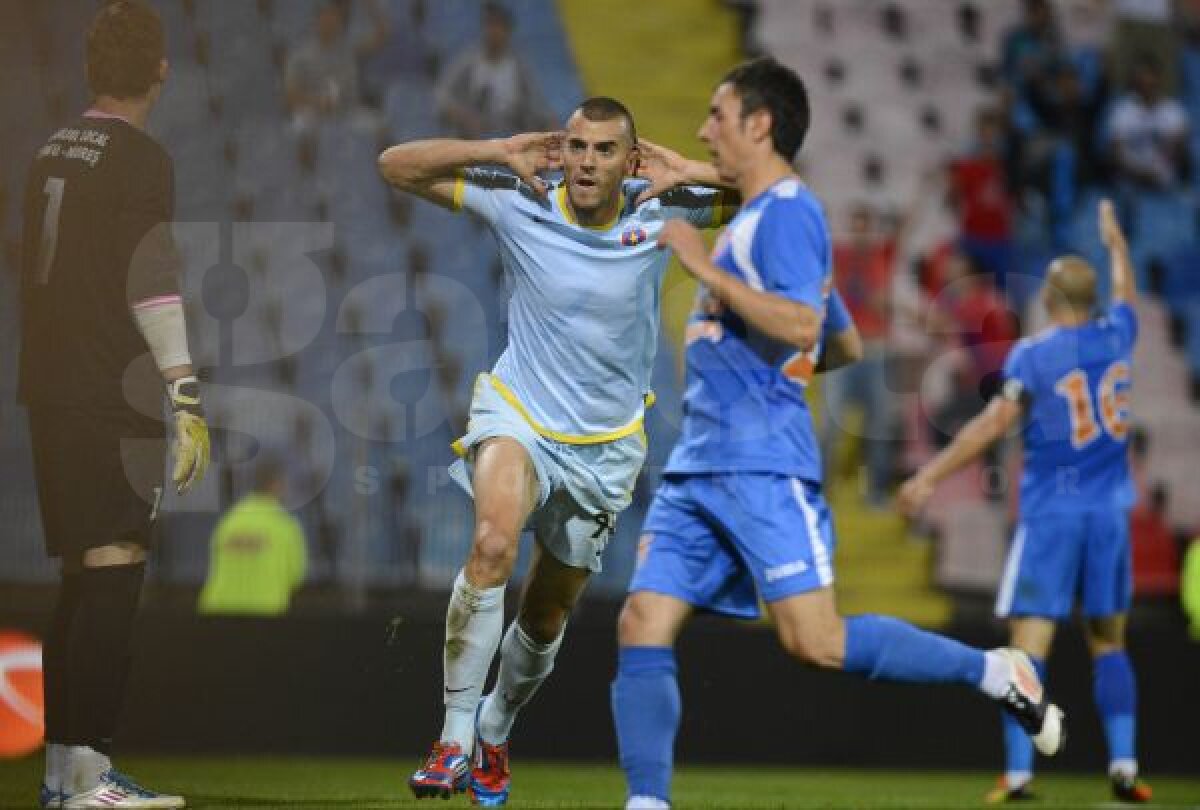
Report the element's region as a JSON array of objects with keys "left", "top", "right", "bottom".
[
  {"left": 1161, "top": 247, "right": 1200, "bottom": 314},
  {"left": 1130, "top": 192, "right": 1197, "bottom": 284},
  {"left": 384, "top": 80, "right": 439, "bottom": 141}
]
